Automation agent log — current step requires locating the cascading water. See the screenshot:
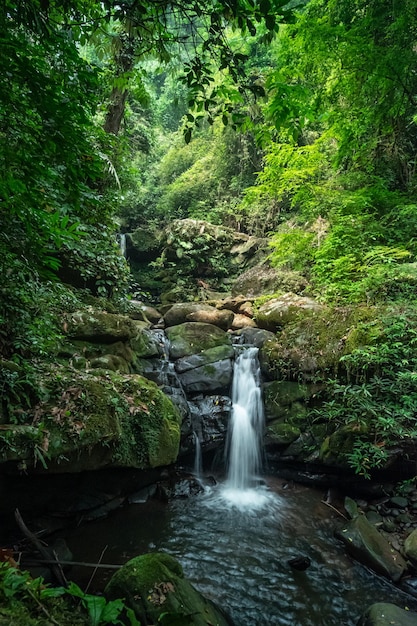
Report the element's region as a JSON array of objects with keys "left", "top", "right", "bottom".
[
  {"left": 220, "top": 346, "right": 269, "bottom": 509},
  {"left": 226, "top": 347, "right": 264, "bottom": 489},
  {"left": 193, "top": 431, "right": 203, "bottom": 479}
]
